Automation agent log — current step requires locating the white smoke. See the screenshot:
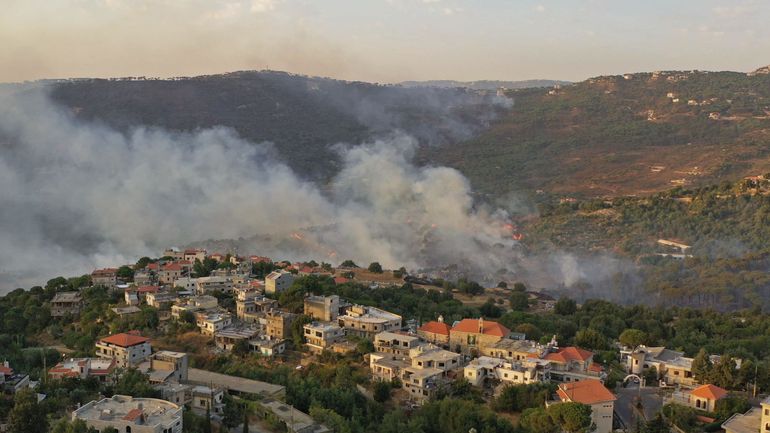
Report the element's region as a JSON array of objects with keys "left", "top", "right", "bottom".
[{"left": 0, "top": 87, "right": 520, "bottom": 291}]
